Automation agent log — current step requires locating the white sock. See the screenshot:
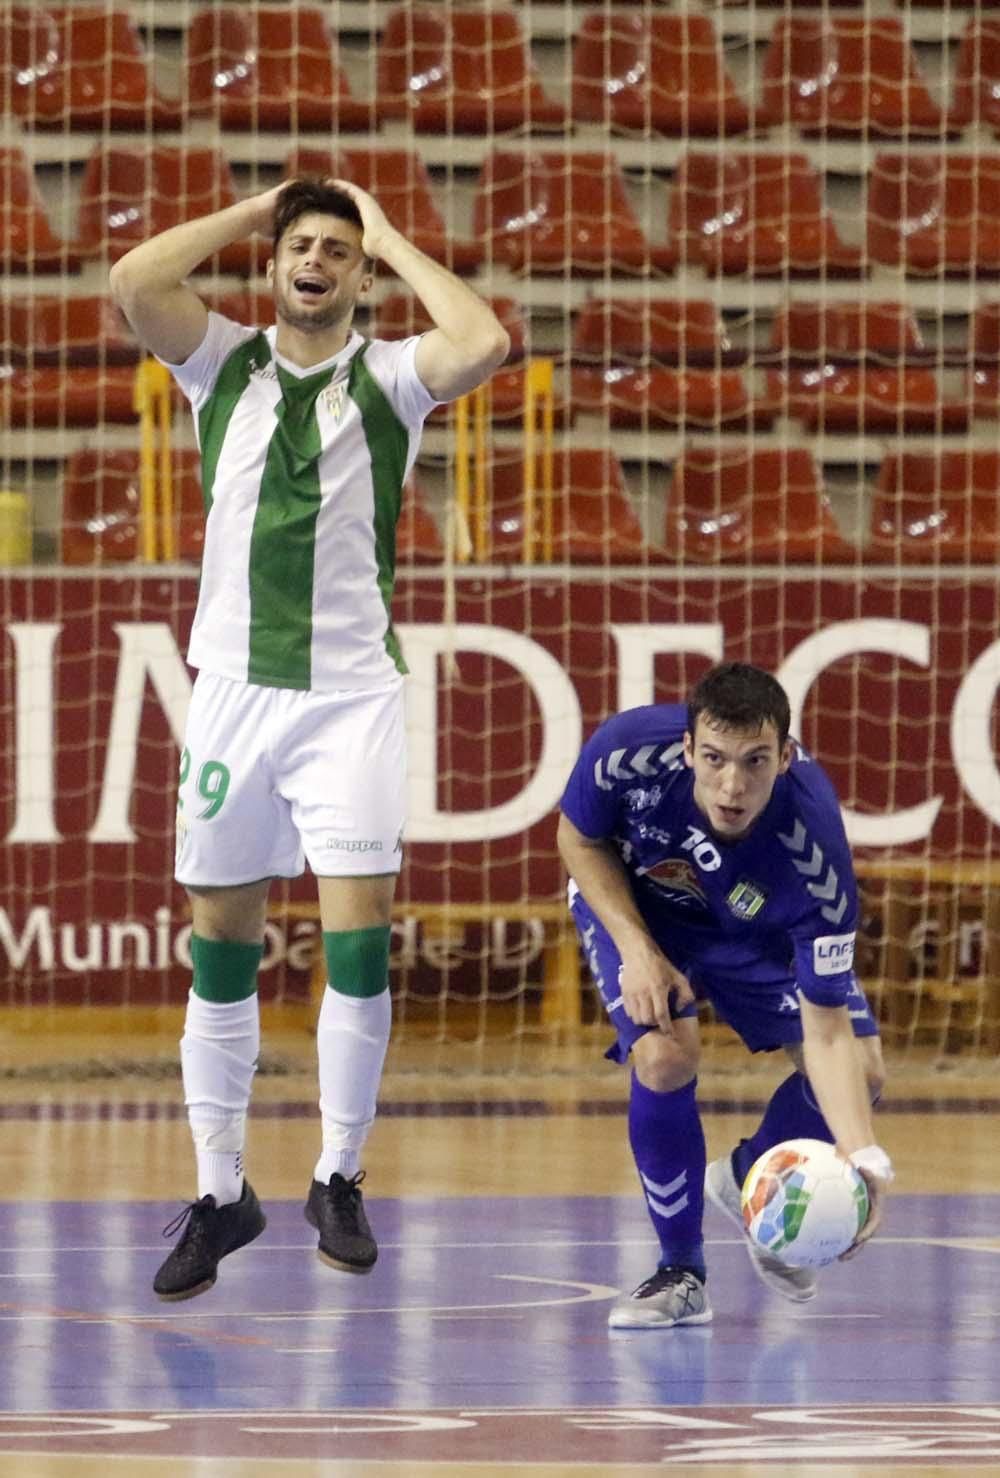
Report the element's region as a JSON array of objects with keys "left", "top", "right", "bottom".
[
  {"left": 314, "top": 987, "right": 391, "bottom": 1185},
  {"left": 181, "top": 990, "right": 259, "bottom": 1206}
]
